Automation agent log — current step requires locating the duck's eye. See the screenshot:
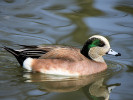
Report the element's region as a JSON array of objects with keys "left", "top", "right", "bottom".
[{"left": 98, "top": 41, "right": 105, "bottom": 47}]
